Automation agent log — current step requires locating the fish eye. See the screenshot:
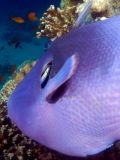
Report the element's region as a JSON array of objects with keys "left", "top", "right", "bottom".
[{"left": 41, "top": 61, "right": 52, "bottom": 88}]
